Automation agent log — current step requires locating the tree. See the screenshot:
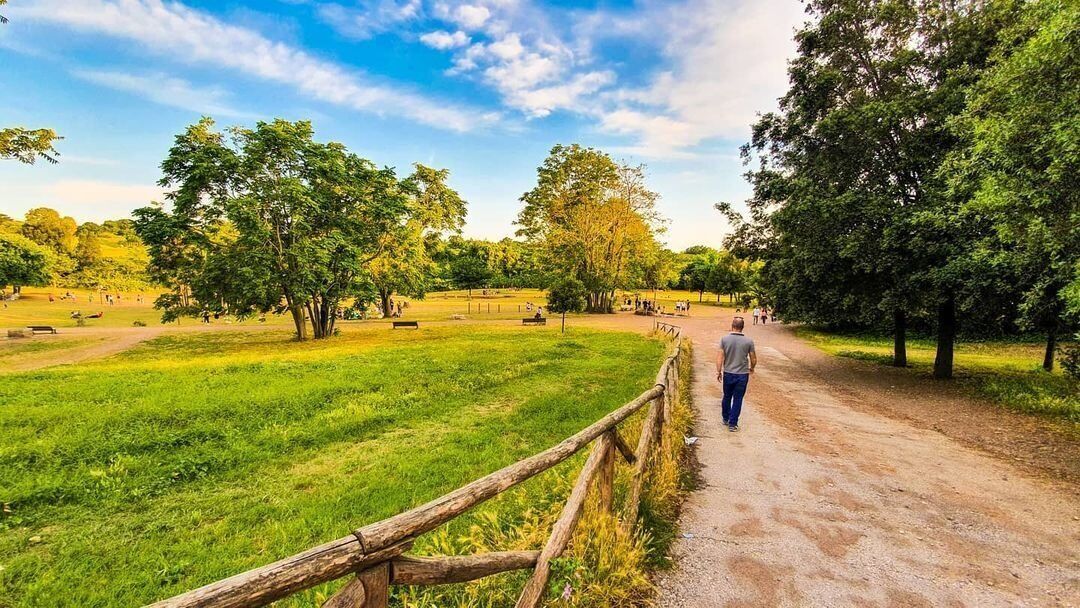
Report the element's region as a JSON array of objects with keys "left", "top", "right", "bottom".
[
  {"left": 0, "top": 3, "right": 61, "bottom": 164},
  {"left": 947, "top": 0, "right": 1080, "bottom": 371},
  {"left": 448, "top": 241, "right": 493, "bottom": 297},
  {"left": 21, "top": 207, "right": 77, "bottom": 256},
  {"left": 368, "top": 164, "right": 466, "bottom": 315},
  {"left": 517, "top": 145, "right": 662, "bottom": 313},
  {"left": 0, "top": 233, "right": 52, "bottom": 293},
  {"left": 546, "top": 276, "right": 587, "bottom": 333},
  {"left": 706, "top": 251, "right": 744, "bottom": 303},
  {"left": 137, "top": 117, "right": 409, "bottom": 339},
  {"left": 726, "top": 0, "right": 1022, "bottom": 375}
]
